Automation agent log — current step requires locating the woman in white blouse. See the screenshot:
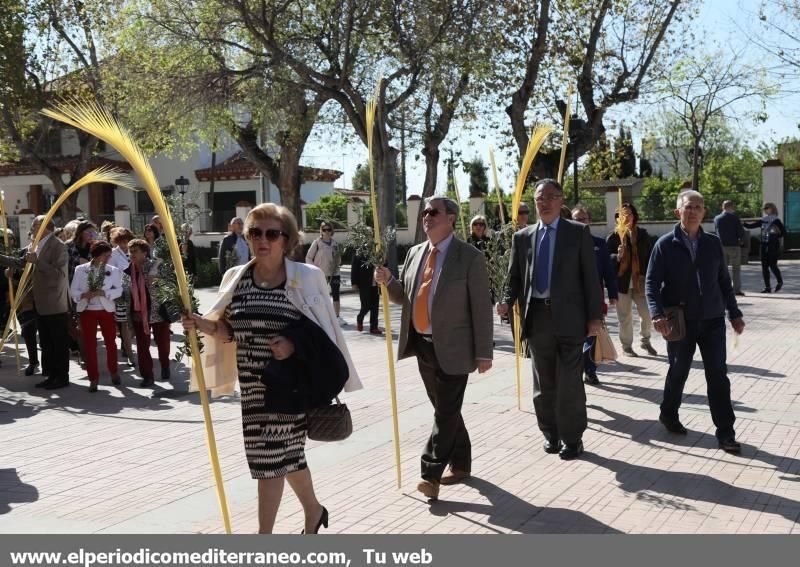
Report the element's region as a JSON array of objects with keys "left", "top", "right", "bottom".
[{"left": 69, "top": 241, "right": 124, "bottom": 392}]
